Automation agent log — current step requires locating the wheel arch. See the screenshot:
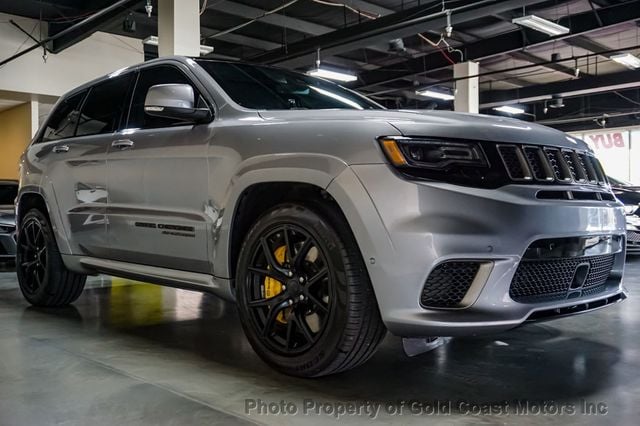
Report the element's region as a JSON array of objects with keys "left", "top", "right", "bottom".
[
  {"left": 16, "top": 189, "right": 49, "bottom": 228},
  {"left": 224, "top": 181, "right": 350, "bottom": 283},
  {"left": 16, "top": 188, "right": 72, "bottom": 254},
  {"left": 213, "top": 153, "right": 348, "bottom": 278}
]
